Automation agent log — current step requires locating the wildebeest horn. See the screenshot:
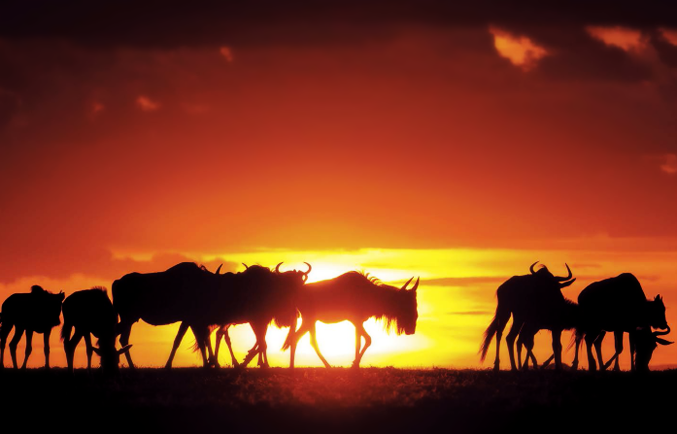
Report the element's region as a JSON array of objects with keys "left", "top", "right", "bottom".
[
  {"left": 303, "top": 262, "right": 312, "bottom": 275},
  {"left": 275, "top": 262, "right": 283, "bottom": 273},
  {"left": 411, "top": 277, "right": 420, "bottom": 292},
  {"left": 530, "top": 261, "right": 539, "bottom": 275},
  {"left": 654, "top": 326, "right": 671, "bottom": 337},
  {"left": 242, "top": 263, "right": 249, "bottom": 270},
  {"left": 401, "top": 277, "right": 414, "bottom": 290},
  {"left": 556, "top": 263, "right": 573, "bottom": 282},
  {"left": 215, "top": 264, "right": 223, "bottom": 275}
]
